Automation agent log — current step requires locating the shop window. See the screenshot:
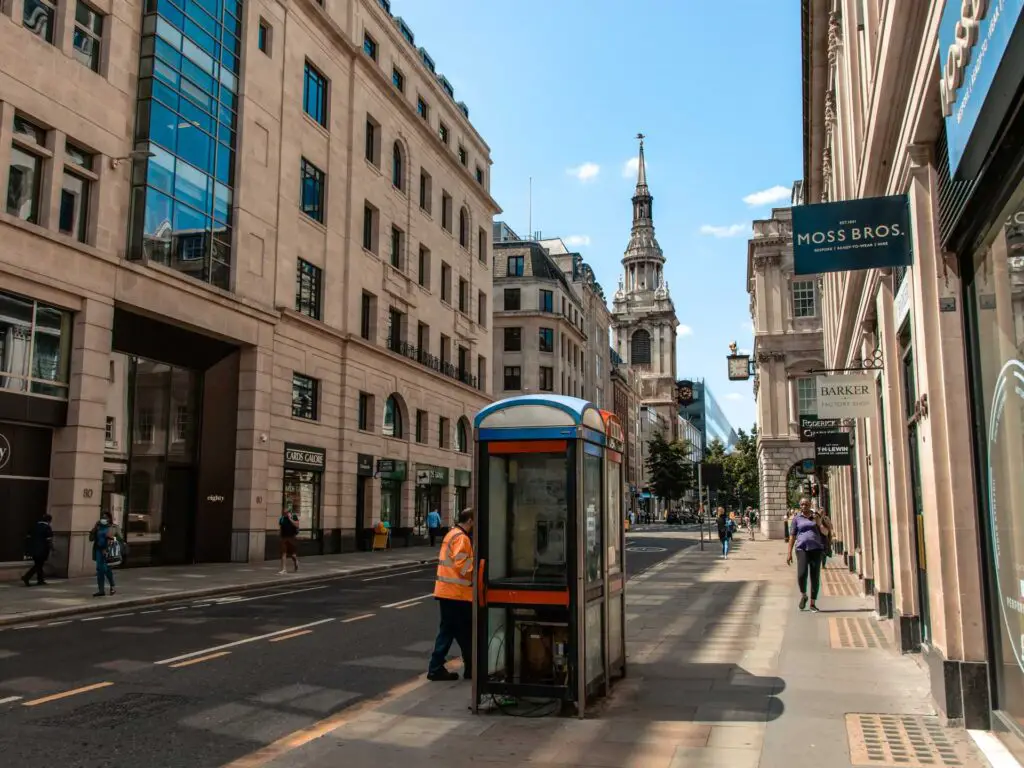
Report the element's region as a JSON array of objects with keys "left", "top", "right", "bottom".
[
  {"left": 793, "top": 280, "right": 816, "bottom": 318},
  {"left": 504, "top": 327, "right": 521, "bottom": 352},
  {"left": 295, "top": 259, "right": 322, "bottom": 320},
  {"left": 283, "top": 469, "right": 320, "bottom": 540},
  {"left": 504, "top": 288, "right": 520, "bottom": 310},
  {"left": 383, "top": 394, "right": 404, "bottom": 438},
  {"left": 291, "top": 373, "right": 319, "bottom": 420},
  {"left": 0, "top": 290, "right": 72, "bottom": 399},
  {"left": 438, "top": 416, "right": 450, "bottom": 448},
  {"left": 796, "top": 377, "right": 817, "bottom": 416},
  {"left": 380, "top": 477, "right": 401, "bottom": 526},
  {"left": 455, "top": 417, "right": 469, "bottom": 453},
  {"left": 455, "top": 485, "right": 468, "bottom": 514},
  {"left": 72, "top": 1, "right": 104, "bottom": 72}
]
